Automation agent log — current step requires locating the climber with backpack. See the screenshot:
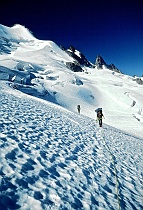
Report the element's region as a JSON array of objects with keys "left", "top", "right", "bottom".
[
  {"left": 95, "top": 108, "right": 104, "bottom": 127},
  {"left": 77, "top": 105, "right": 81, "bottom": 114}
]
